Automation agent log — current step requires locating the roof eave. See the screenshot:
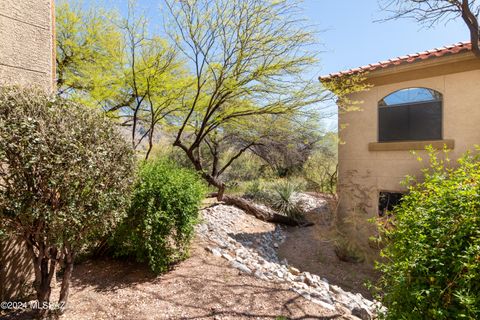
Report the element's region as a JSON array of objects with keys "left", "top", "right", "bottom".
[{"left": 319, "top": 42, "right": 473, "bottom": 83}]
